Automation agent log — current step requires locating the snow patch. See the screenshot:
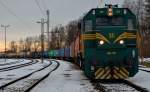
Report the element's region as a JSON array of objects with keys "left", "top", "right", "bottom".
[{"left": 31, "top": 60, "right": 97, "bottom": 92}]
